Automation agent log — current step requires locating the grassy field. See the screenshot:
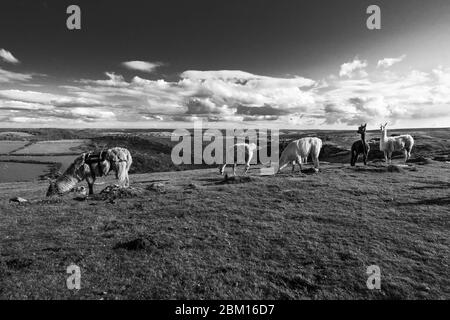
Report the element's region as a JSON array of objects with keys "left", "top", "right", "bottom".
[
  {"left": 0, "top": 127, "right": 449, "bottom": 299},
  {"left": 0, "top": 159, "right": 448, "bottom": 299}
]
